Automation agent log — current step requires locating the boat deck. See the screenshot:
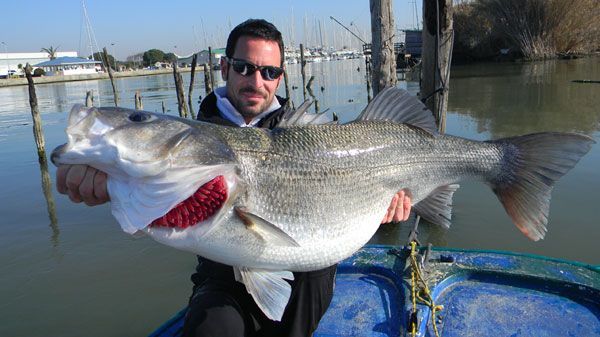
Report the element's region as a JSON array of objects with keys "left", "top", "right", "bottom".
[{"left": 150, "top": 245, "right": 600, "bottom": 337}]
